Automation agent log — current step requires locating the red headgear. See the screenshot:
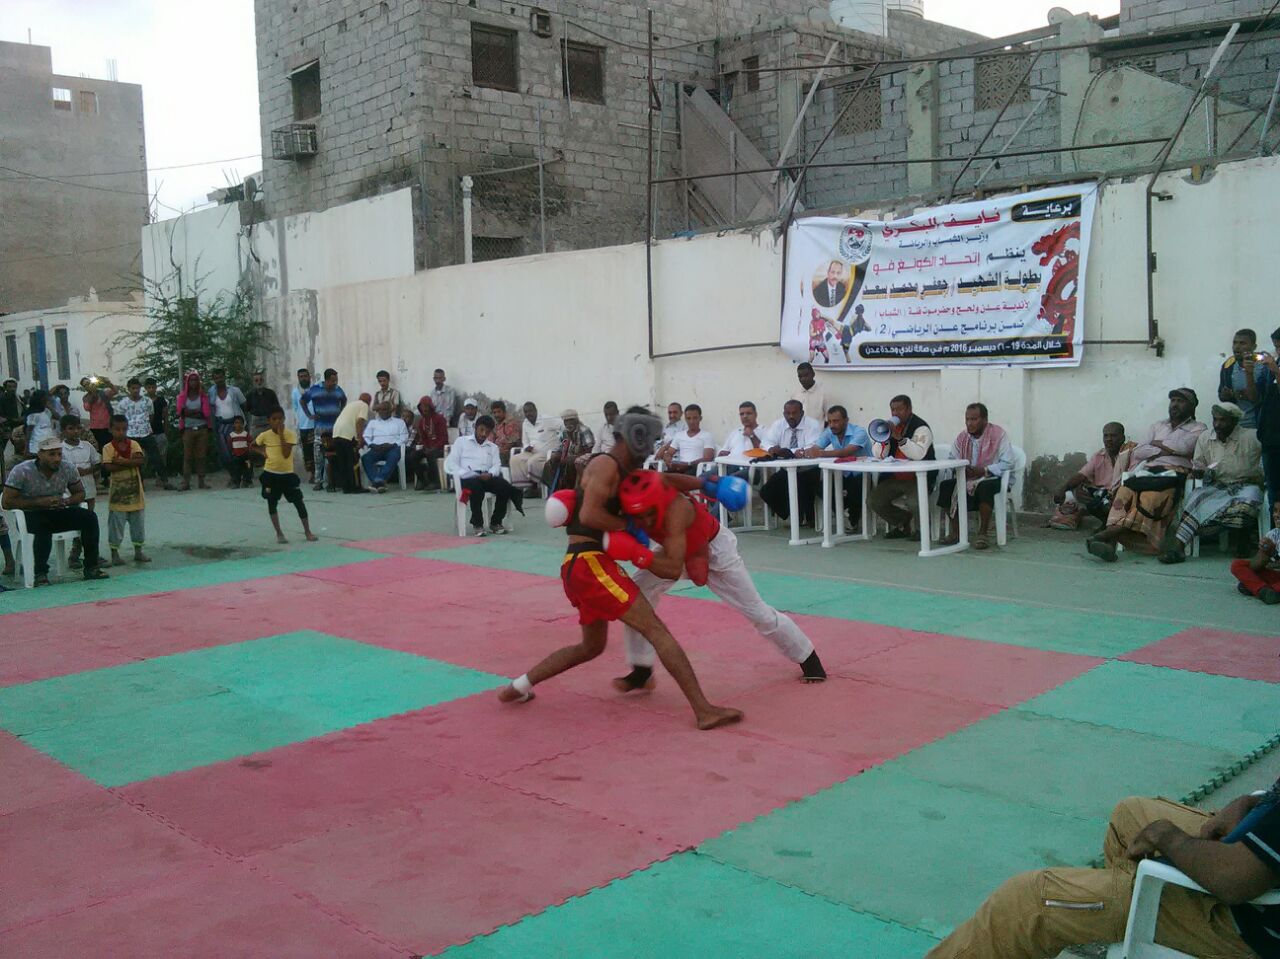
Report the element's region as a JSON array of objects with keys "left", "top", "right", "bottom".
[{"left": 618, "top": 470, "right": 678, "bottom": 528}]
